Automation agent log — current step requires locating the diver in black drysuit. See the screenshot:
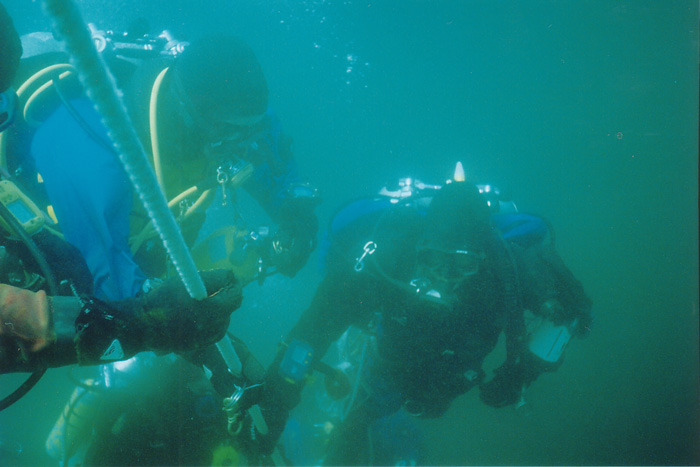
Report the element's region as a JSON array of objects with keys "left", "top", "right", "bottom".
[{"left": 231, "top": 180, "right": 592, "bottom": 465}]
